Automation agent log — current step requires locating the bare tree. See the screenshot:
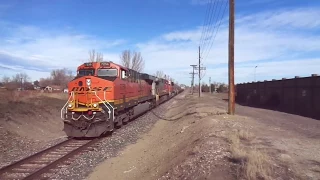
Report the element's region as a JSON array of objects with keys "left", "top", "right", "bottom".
[
  {"left": 11, "top": 73, "right": 30, "bottom": 83},
  {"left": 155, "top": 70, "right": 164, "bottom": 78},
  {"left": 120, "top": 50, "right": 131, "bottom": 68},
  {"left": 163, "top": 74, "right": 170, "bottom": 81},
  {"left": 88, "top": 49, "right": 104, "bottom": 62},
  {"left": 120, "top": 50, "right": 145, "bottom": 72},
  {"left": 96, "top": 52, "right": 104, "bottom": 62},
  {"left": 50, "top": 68, "right": 74, "bottom": 87},
  {"left": 2, "top": 73, "right": 31, "bottom": 90},
  {"left": 1, "top": 76, "right": 10, "bottom": 84},
  {"left": 39, "top": 77, "right": 52, "bottom": 87},
  {"left": 33, "top": 80, "right": 40, "bottom": 86},
  {"left": 131, "top": 52, "right": 144, "bottom": 72},
  {"left": 89, "top": 49, "right": 96, "bottom": 62}
]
